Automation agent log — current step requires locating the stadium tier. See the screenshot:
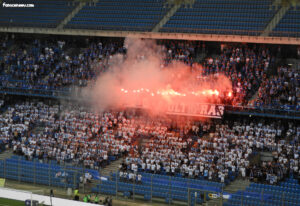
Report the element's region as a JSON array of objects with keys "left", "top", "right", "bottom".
[
  {"left": 65, "top": 0, "right": 169, "bottom": 31},
  {"left": 0, "top": 1, "right": 300, "bottom": 205},
  {"left": 0, "top": 0, "right": 298, "bottom": 37},
  {"left": 0, "top": 98, "right": 299, "bottom": 205},
  {"left": 0, "top": 0, "right": 77, "bottom": 28},
  {"left": 160, "top": 0, "right": 276, "bottom": 35}
]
